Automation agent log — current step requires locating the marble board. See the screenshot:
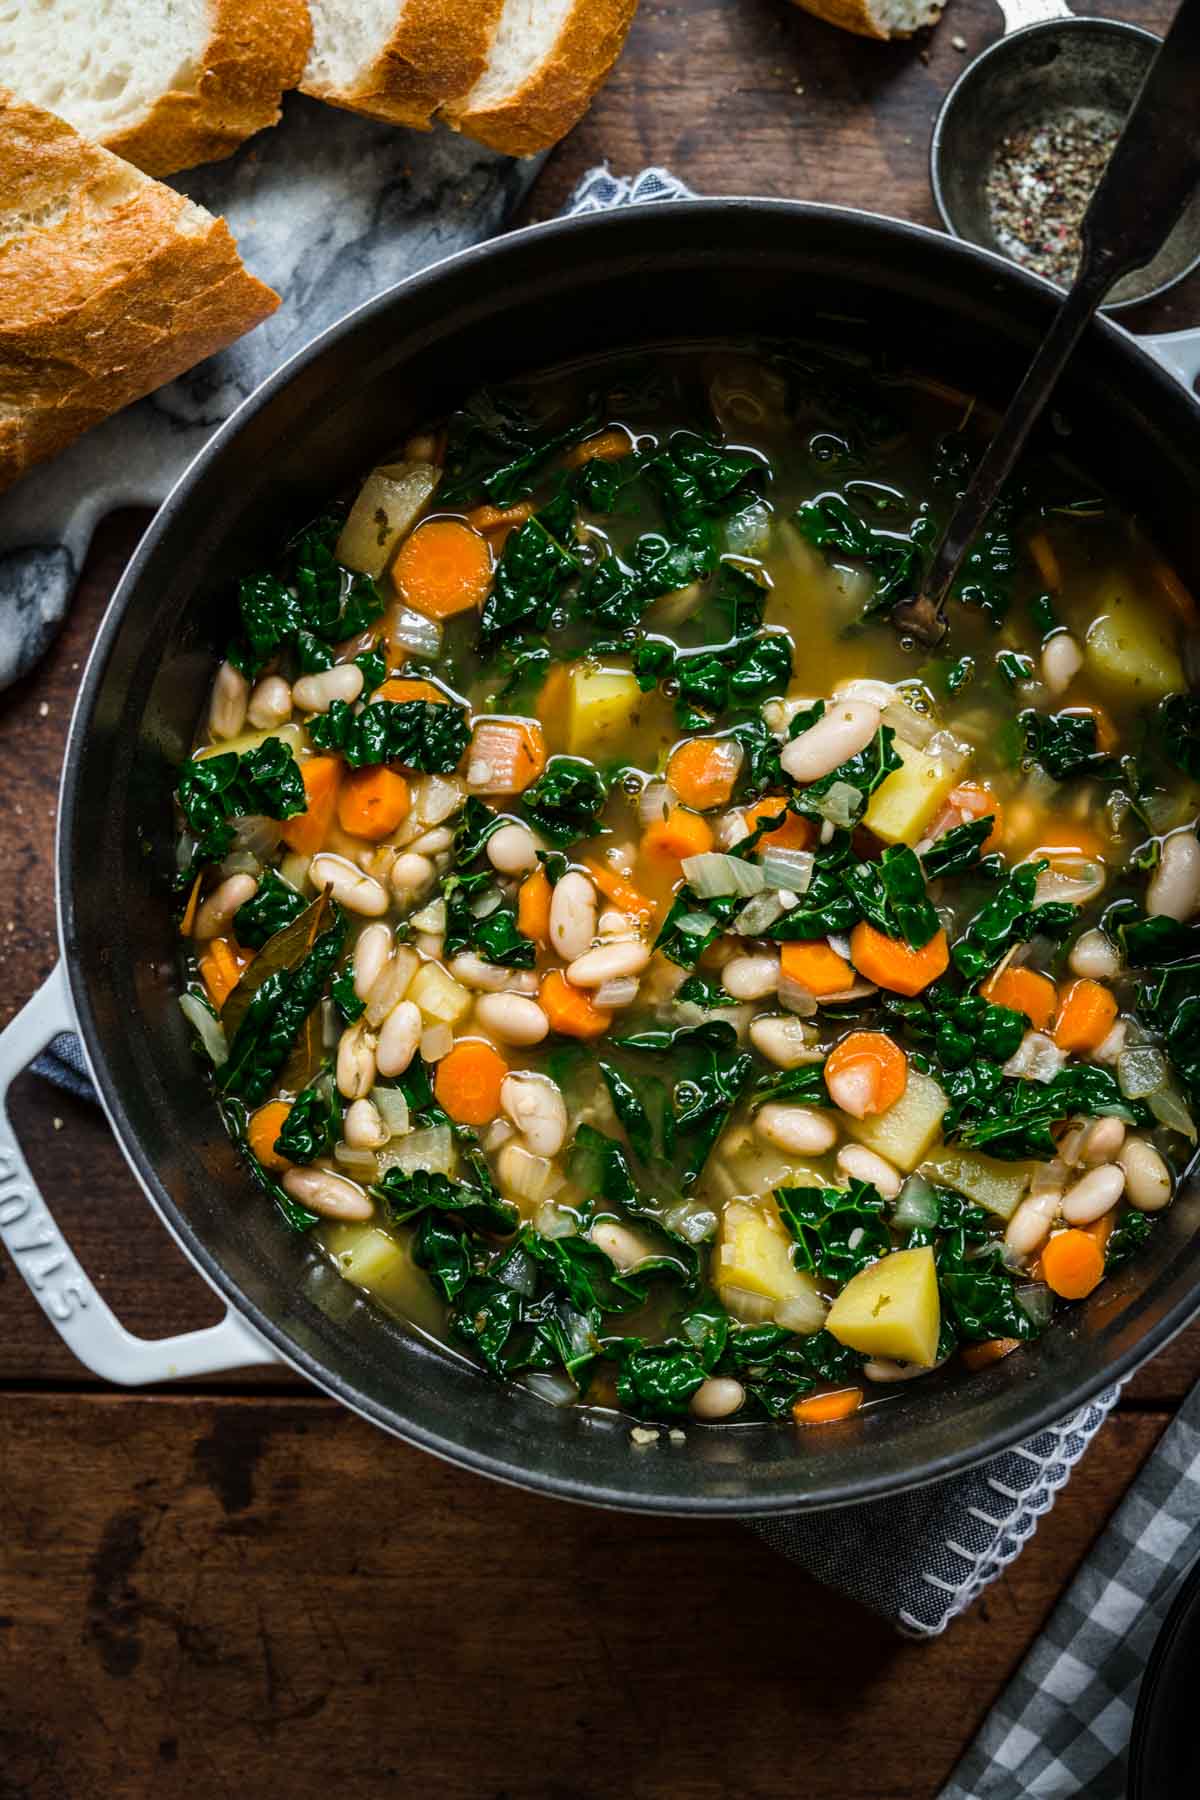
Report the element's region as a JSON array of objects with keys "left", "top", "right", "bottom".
[{"left": 0, "top": 94, "right": 544, "bottom": 689}]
